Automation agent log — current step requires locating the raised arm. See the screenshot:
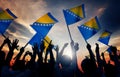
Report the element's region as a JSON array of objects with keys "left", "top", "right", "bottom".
[
  {"left": 37, "top": 41, "right": 45, "bottom": 64},
  {"left": 95, "top": 43, "right": 102, "bottom": 66},
  {"left": 59, "top": 43, "right": 68, "bottom": 56},
  {"left": 31, "top": 43, "right": 38, "bottom": 63},
  {"left": 0, "top": 37, "right": 11, "bottom": 51},
  {"left": 5, "top": 39, "right": 19, "bottom": 66},
  {"left": 14, "top": 47, "right": 25, "bottom": 61},
  {"left": 86, "top": 43, "right": 95, "bottom": 62}
]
